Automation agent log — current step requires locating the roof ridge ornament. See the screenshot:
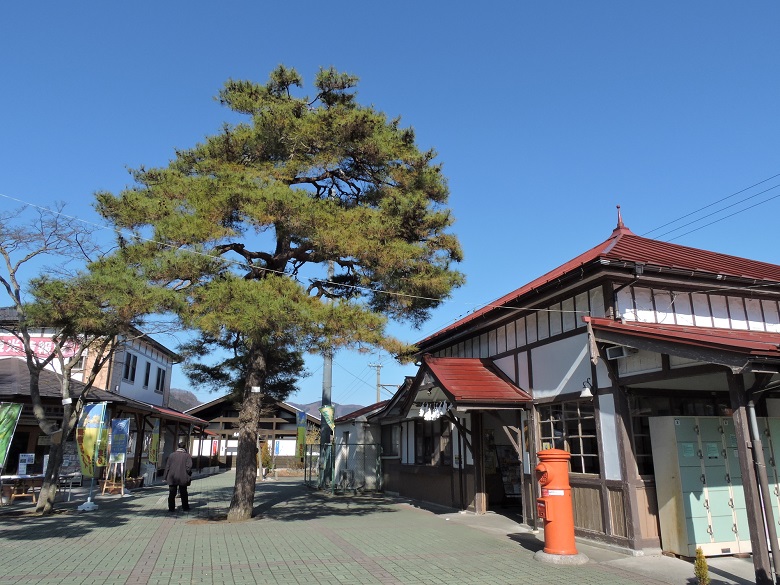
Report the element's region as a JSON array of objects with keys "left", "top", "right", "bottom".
[{"left": 610, "top": 204, "right": 634, "bottom": 237}]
